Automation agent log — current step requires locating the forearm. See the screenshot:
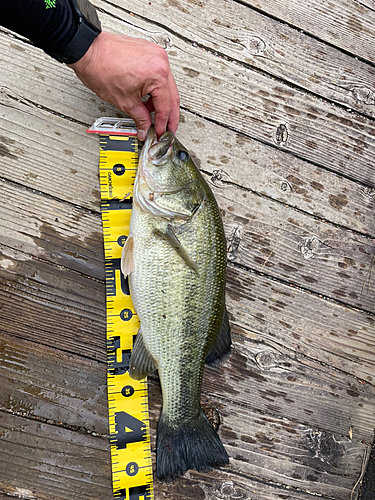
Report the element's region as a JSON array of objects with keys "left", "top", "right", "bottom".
[{"left": 0, "top": 0, "right": 77, "bottom": 55}]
